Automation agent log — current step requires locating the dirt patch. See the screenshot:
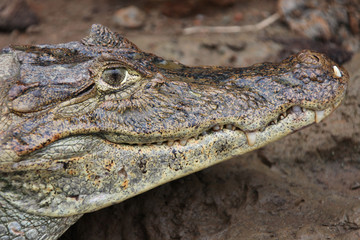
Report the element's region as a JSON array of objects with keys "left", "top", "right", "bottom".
[{"left": 1, "top": 0, "right": 359, "bottom": 239}]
